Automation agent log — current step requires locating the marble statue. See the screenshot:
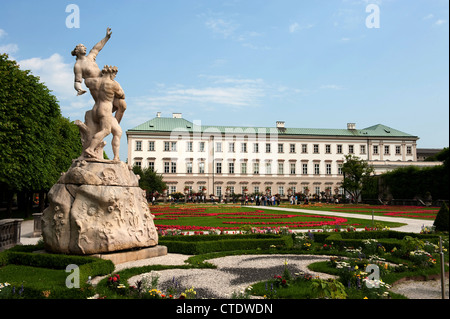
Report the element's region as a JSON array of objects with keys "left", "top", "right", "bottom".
[
  {"left": 41, "top": 28, "right": 160, "bottom": 257},
  {"left": 71, "top": 28, "right": 127, "bottom": 161}
]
